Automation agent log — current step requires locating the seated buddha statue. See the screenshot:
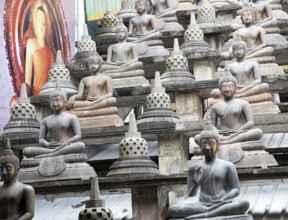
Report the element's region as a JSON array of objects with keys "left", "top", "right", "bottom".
[
  {"left": 169, "top": 124, "right": 250, "bottom": 219},
  {"left": 211, "top": 39, "right": 272, "bottom": 106},
  {"left": 148, "top": 0, "right": 183, "bottom": 32},
  {"left": 223, "top": 5, "right": 274, "bottom": 60},
  {"left": 251, "top": 0, "right": 278, "bottom": 29},
  {"left": 66, "top": 57, "right": 123, "bottom": 128},
  {"left": 102, "top": 20, "right": 145, "bottom": 79},
  {"left": 22, "top": 85, "right": 85, "bottom": 159},
  {"left": 209, "top": 71, "right": 263, "bottom": 145},
  {"left": 149, "top": 0, "right": 178, "bottom": 21},
  {"left": 0, "top": 140, "right": 35, "bottom": 220},
  {"left": 128, "top": 0, "right": 162, "bottom": 43}
]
